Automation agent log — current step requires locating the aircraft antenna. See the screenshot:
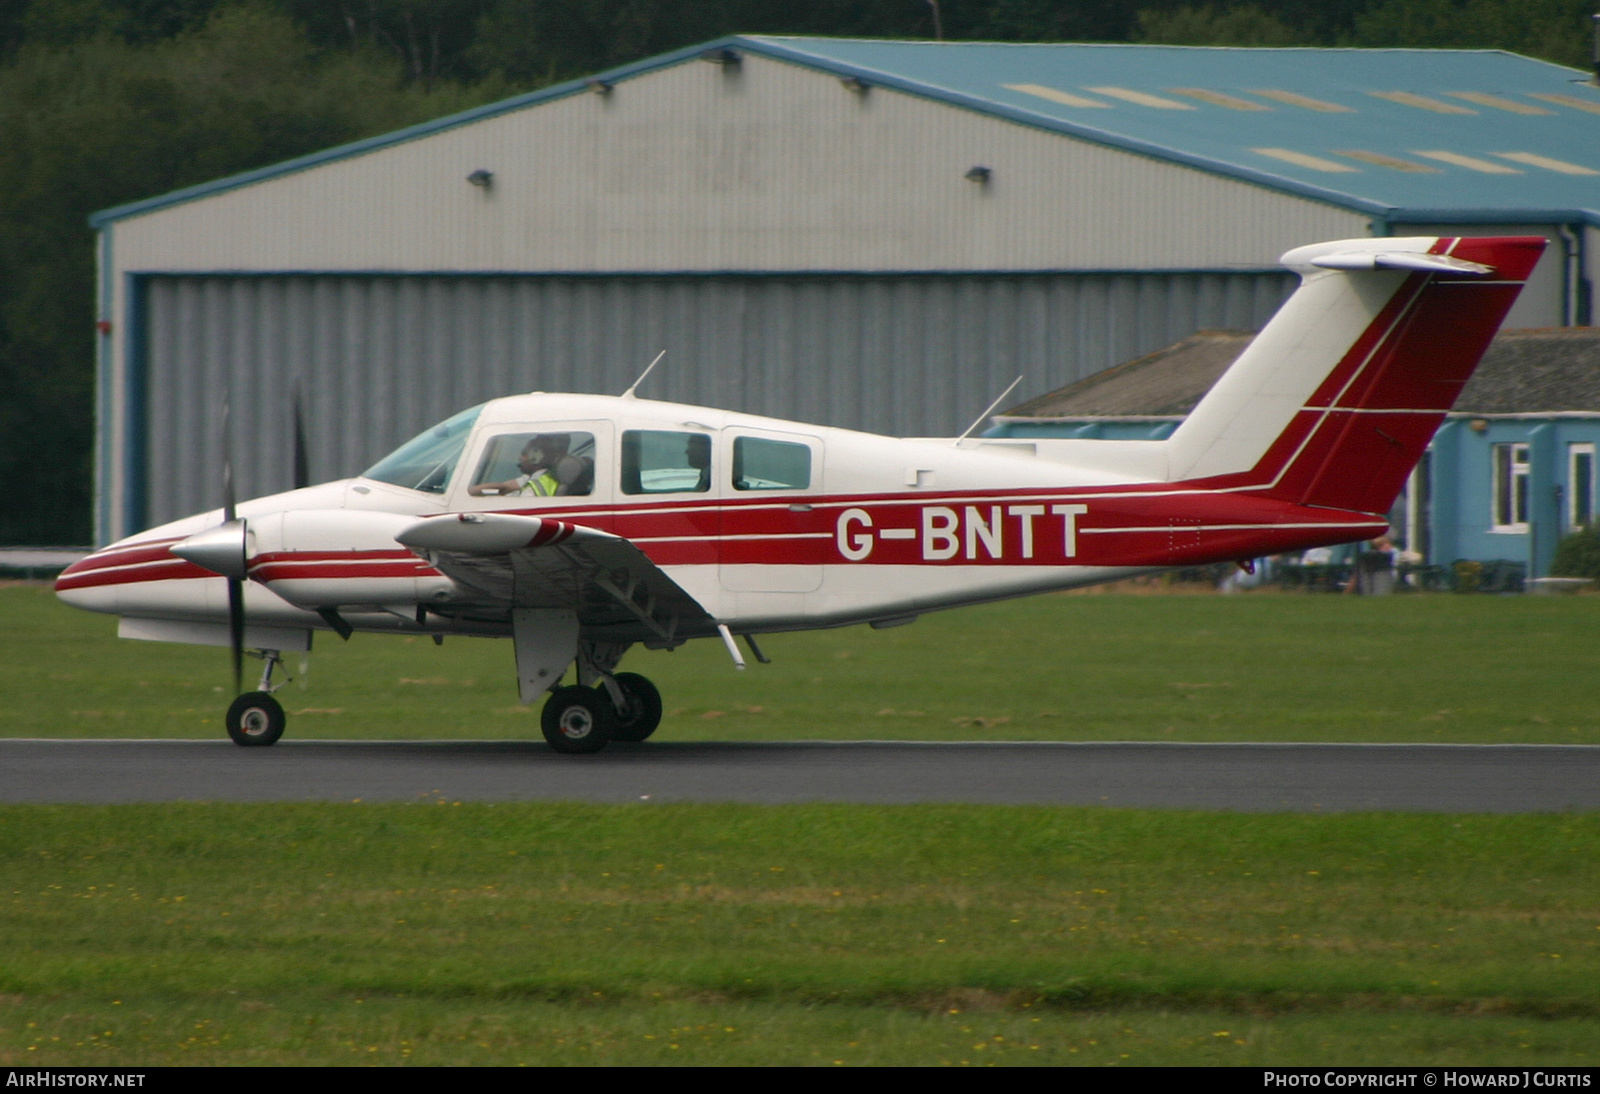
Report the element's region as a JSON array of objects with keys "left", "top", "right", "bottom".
[
  {"left": 621, "top": 350, "right": 666, "bottom": 399},
  {"left": 953, "top": 375, "right": 1023, "bottom": 447}
]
